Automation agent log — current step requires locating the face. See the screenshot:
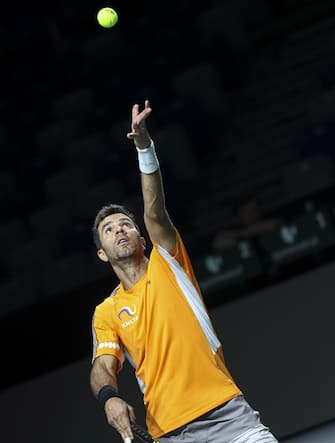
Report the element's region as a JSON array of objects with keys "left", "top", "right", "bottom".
[{"left": 97, "top": 213, "right": 145, "bottom": 263}]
